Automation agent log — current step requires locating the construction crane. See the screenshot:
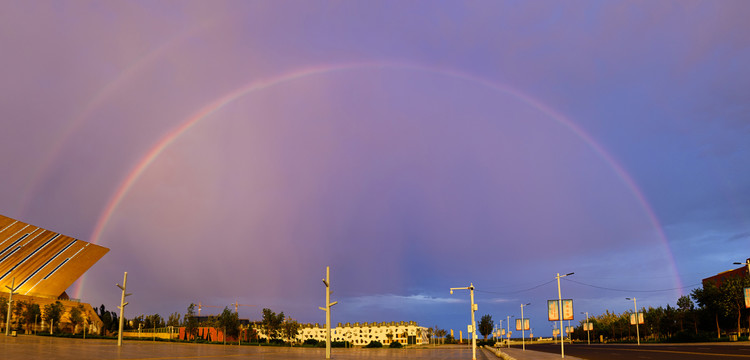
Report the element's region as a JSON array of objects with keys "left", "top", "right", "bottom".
[
  {"left": 231, "top": 301, "right": 257, "bottom": 314},
  {"left": 197, "top": 302, "right": 222, "bottom": 316}
]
